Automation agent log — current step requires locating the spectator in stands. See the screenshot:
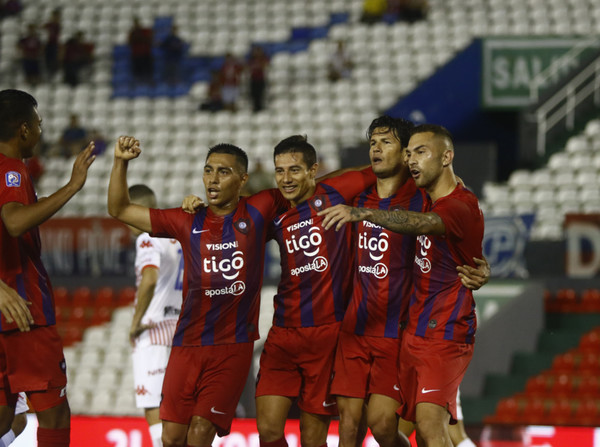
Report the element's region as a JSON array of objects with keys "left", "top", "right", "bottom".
[
  {"left": 219, "top": 52, "right": 244, "bottom": 112},
  {"left": 0, "top": 0, "right": 22, "bottom": 18},
  {"left": 17, "top": 23, "right": 43, "bottom": 85},
  {"left": 328, "top": 40, "right": 353, "bottom": 82},
  {"left": 53, "top": 114, "right": 87, "bottom": 158},
  {"left": 396, "top": 0, "right": 429, "bottom": 23},
  {"left": 160, "top": 24, "right": 185, "bottom": 85},
  {"left": 199, "top": 71, "right": 224, "bottom": 112},
  {"left": 247, "top": 45, "right": 269, "bottom": 112},
  {"left": 360, "top": 0, "right": 387, "bottom": 24},
  {"left": 128, "top": 17, "right": 154, "bottom": 84},
  {"left": 62, "top": 31, "right": 93, "bottom": 87},
  {"left": 43, "top": 8, "right": 61, "bottom": 79}
]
